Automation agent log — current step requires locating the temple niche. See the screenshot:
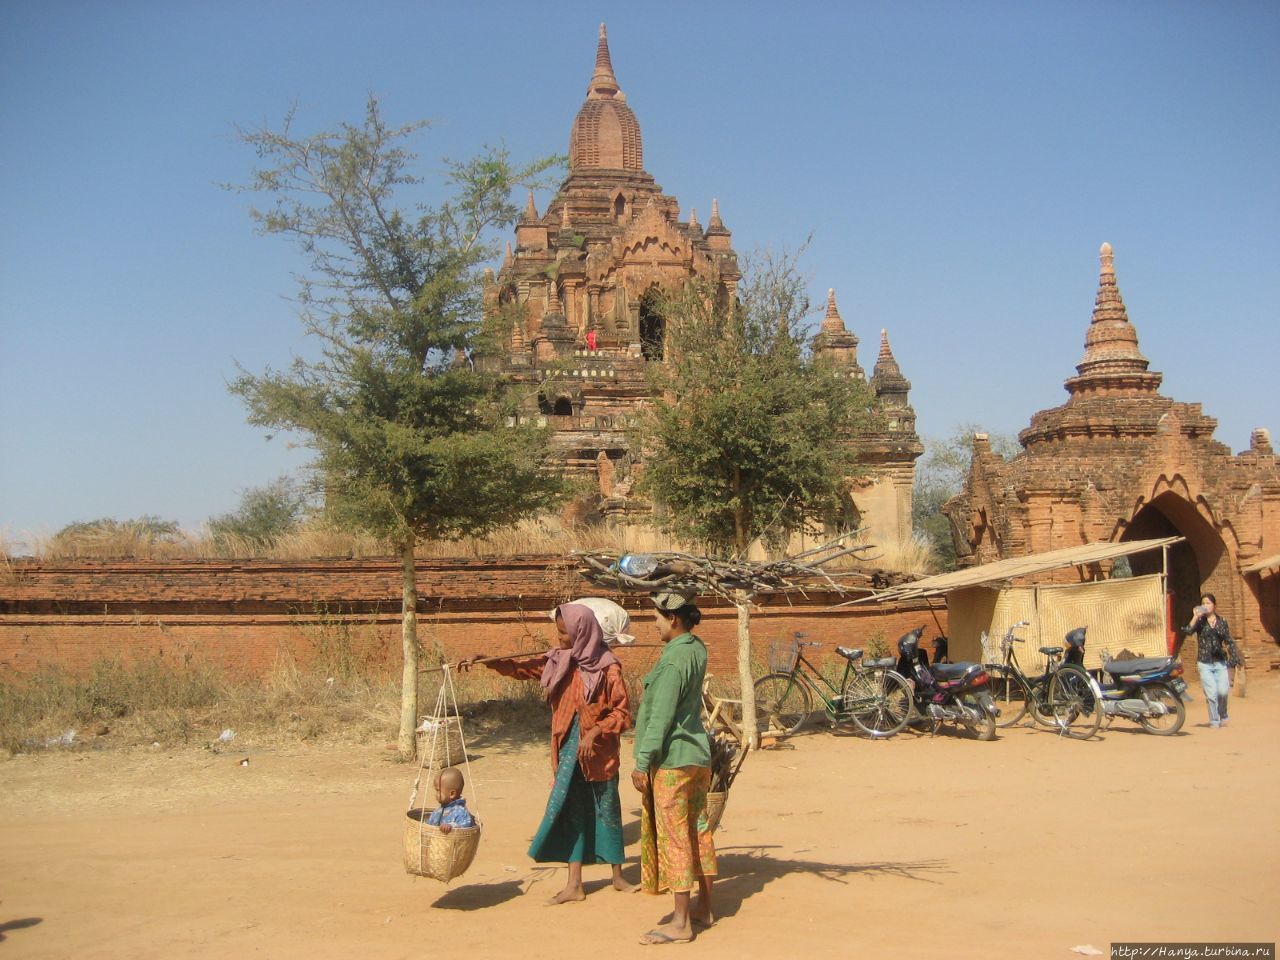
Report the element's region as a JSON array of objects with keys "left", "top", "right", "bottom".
[
  {"left": 479, "top": 24, "right": 922, "bottom": 551},
  {"left": 944, "top": 243, "right": 1280, "bottom": 655}
]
